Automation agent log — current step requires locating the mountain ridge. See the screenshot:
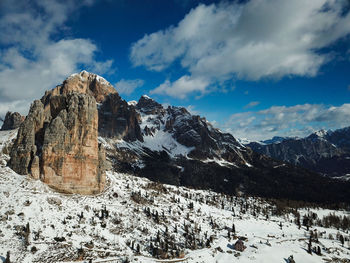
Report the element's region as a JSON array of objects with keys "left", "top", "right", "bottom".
[{"left": 246, "top": 126, "right": 350, "bottom": 179}]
